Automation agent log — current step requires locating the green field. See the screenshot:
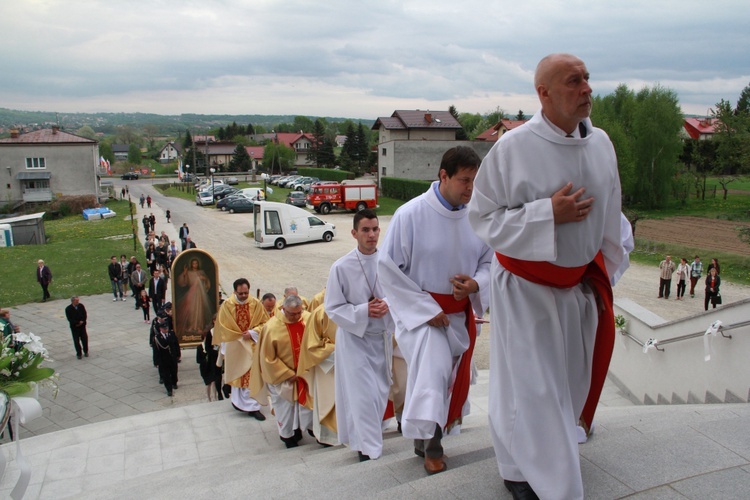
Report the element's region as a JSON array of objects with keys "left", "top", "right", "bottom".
[{"left": 0, "top": 200, "right": 146, "bottom": 307}]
